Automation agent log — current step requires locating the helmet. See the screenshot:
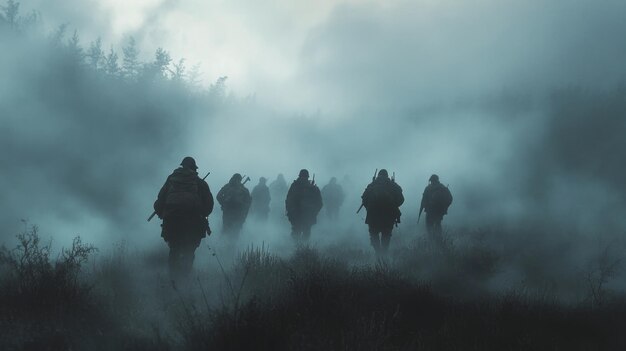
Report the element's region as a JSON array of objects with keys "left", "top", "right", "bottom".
[
  {"left": 260, "top": 177, "right": 267, "bottom": 184},
  {"left": 378, "top": 169, "right": 389, "bottom": 178},
  {"left": 429, "top": 174, "right": 439, "bottom": 182},
  {"left": 299, "top": 169, "right": 309, "bottom": 178},
  {"left": 180, "top": 156, "right": 198, "bottom": 170},
  {"left": 230, "top": 173, "right": 243, "bottom": 184}
]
